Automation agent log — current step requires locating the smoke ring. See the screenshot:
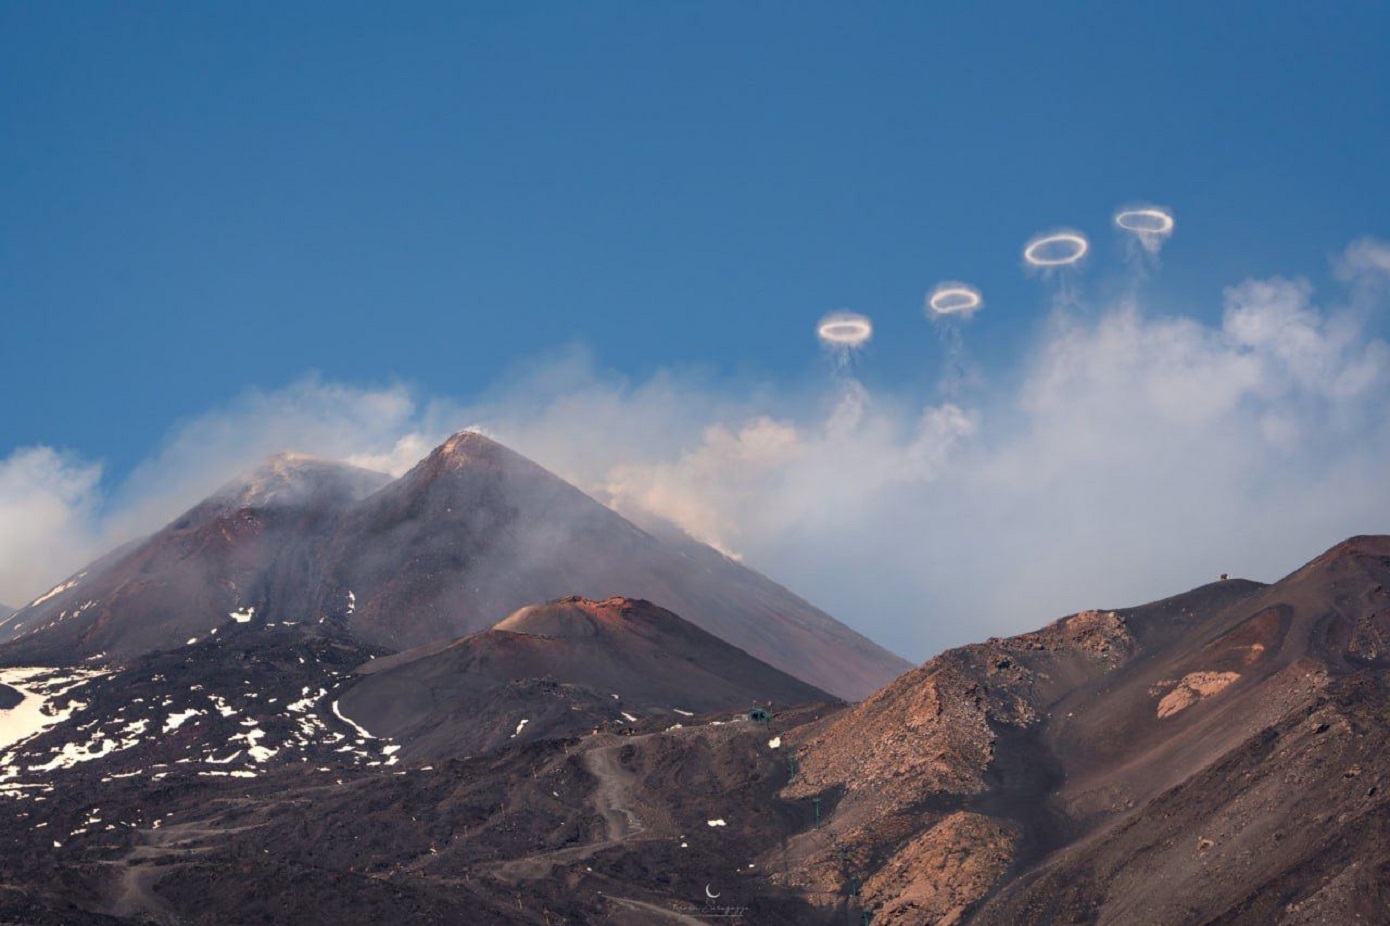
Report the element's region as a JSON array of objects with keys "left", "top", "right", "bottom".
[
  {"left": 817, "top": 312, "right": 873, "bottom": 347},
  {"left": 1114, "top": 208, "right": 1174, "bottom": 234},
  {"left": 1024, "top": 232, "right": 1089, "bottom": 267},
  {"left": 928, "top": 284, "right": 983, "bottom": 316}
]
